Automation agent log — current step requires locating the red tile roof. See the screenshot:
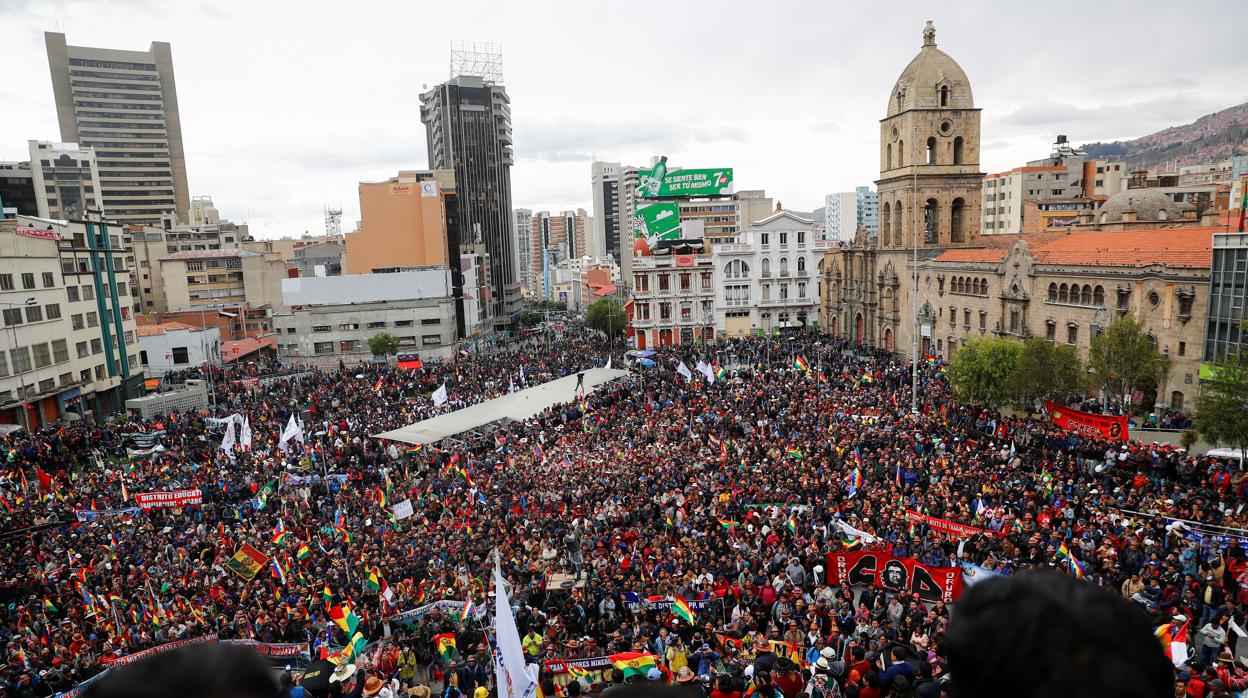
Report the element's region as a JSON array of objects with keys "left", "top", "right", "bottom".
[
  {"left": 933, "top": 227, "right": 1215, "bottom": 268},
  {"left": 1031, "top": 226, "right": 1216, "bottom": 268},
  {"left": 135, "top": 321, "right": 204, "bottom": 336},
  {"left": 222, "top": 336, "right": 276, "bottom": 361}
]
